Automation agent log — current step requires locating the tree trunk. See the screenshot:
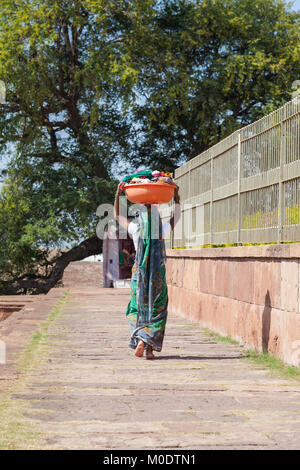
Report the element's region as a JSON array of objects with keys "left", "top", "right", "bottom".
[{"left": 0, "top": 236, "right": 103, "bottom": 295}]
